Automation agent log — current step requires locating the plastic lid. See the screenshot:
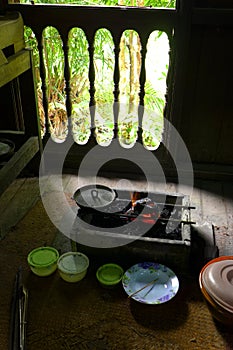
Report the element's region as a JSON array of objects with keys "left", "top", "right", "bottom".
[
  {"left": 28, "top": 247, "right": 59, "bottom": 267},
  {"left": 202, "top": 260, "right": 233, "bottom": 312},
  {"left": 96, "top": 264, "right": 124, "bottom": 285},
  {"left": 58, "top": 252, "right": 89, "bottom": 274}
]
